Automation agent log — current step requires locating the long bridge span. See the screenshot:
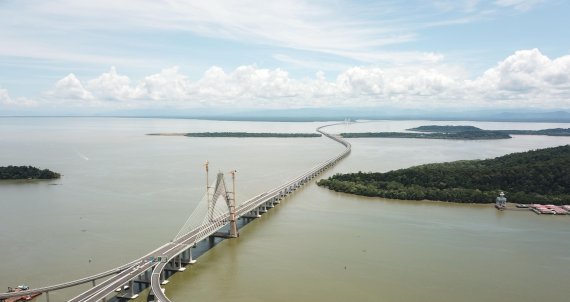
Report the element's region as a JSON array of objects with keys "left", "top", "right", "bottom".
[{"left": 0, "top": 123, "right": 351, "bottom": 302}]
